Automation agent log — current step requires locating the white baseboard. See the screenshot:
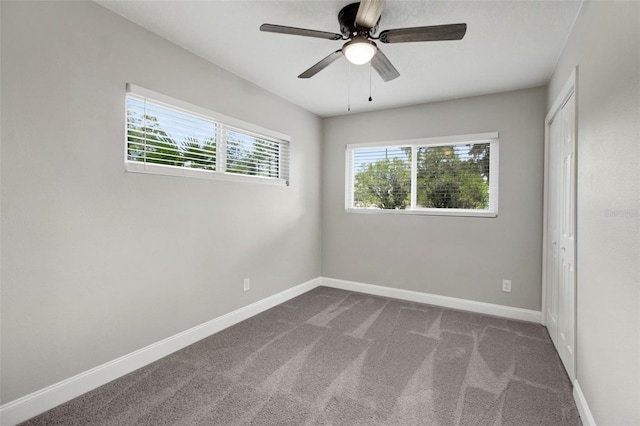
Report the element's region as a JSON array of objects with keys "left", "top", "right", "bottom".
[
  {"left": 320, "top": 277, "right": 542, "bottom": 323},
  {"left": 0, "top": 277, "right": 321, "bottom": 426},
  {"left": 573, "top": 380, "right": 596, "bottom": 426}
]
